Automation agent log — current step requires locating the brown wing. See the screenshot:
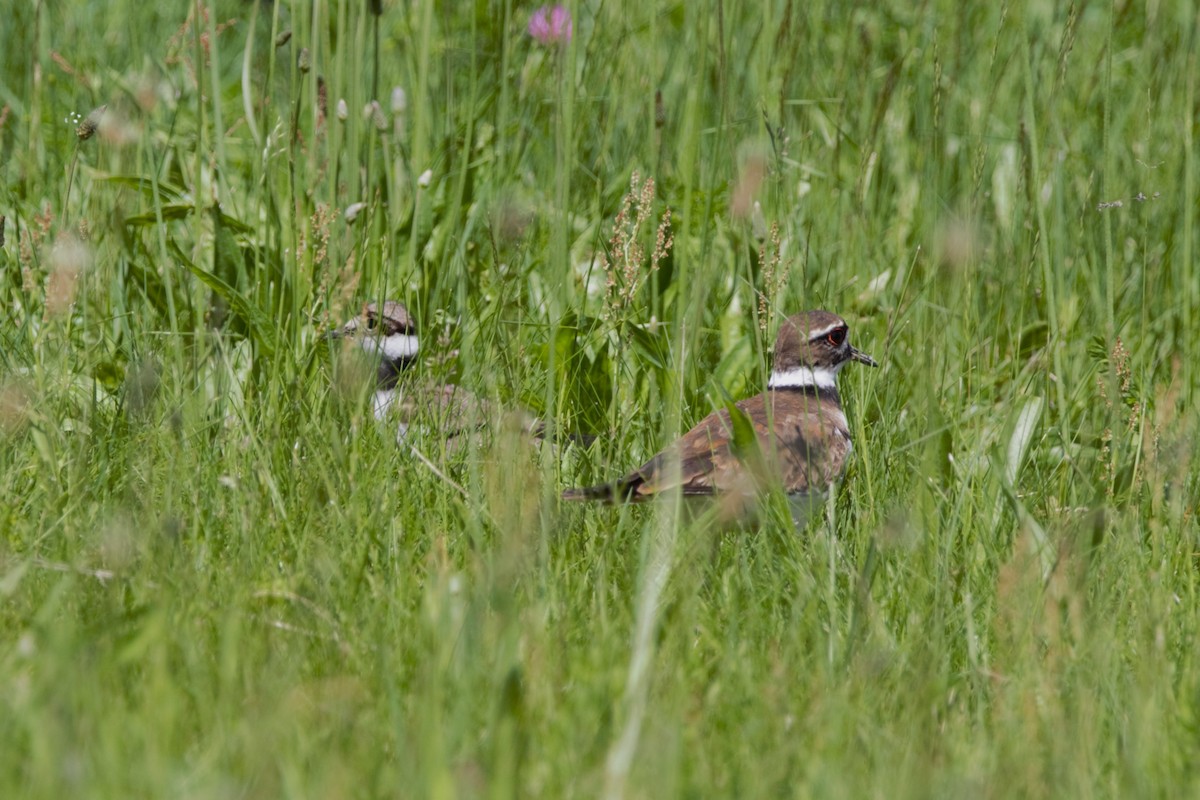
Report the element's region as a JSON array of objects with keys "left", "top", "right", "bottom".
[
  {"left": 392, "top": 383, "right": 487, "bottom": 438},
  {"left": 573, "top": 390, "right": 851, "bottom": 501},
  {"left": 396, "top": 383, "right": 543, "bottom": 442},
  {"left": 770, "top": 396, "right": 853, "bottom": 493}
]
